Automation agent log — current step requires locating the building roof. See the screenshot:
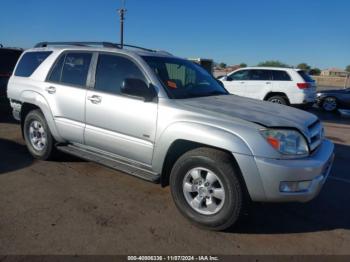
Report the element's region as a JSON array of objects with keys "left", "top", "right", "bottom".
[{"left": 323, "top": 68, "right": 347, "bottom": 73}]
